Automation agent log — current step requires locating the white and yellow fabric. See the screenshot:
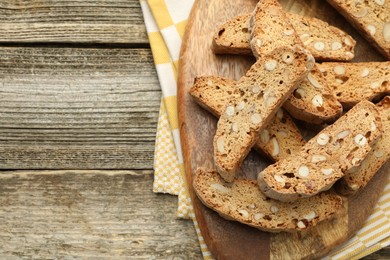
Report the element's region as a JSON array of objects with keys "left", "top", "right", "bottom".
[{"left": 140, "top": 1, "right": 390, "bottom": 259}]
